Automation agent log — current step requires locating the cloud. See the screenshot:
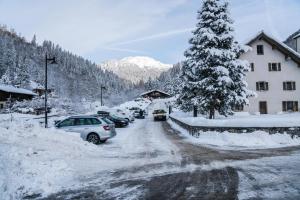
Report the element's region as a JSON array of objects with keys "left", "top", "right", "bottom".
[
  {"left": 100, "top": 47, "right": 146, "bottom": 54},
  {"left": 109, "top": 27, "right": 194, "bottom": 46},
  {"left": 0, "top": 0, "right": 189, "bottom": 56}
]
